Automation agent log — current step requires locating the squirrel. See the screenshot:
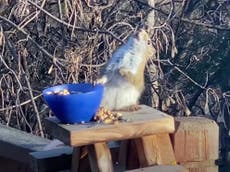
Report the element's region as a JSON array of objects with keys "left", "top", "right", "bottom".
[{"left": 96, "top": 28, "right": 155, "bottom": 111}]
